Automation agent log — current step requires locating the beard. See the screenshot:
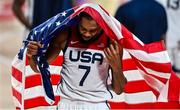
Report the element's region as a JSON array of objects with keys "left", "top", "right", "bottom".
[
  {"left": 81, "top": 35, "right": 95, "bottom": 41},
  {"left": 79, "top": 30, "right": 103, "bottom": 43}
]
